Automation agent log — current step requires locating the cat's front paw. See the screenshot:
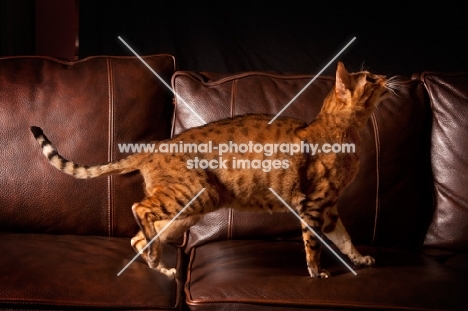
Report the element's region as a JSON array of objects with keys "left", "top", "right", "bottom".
[
  {"left": 351, "top": 255, "right": 375, "bottom": 267},
  {"left": 317, "top": 270, "right": 330, "bottom": 278},
  {"left": 307, "top": 265, "right": 330, "bottom": 278}
]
